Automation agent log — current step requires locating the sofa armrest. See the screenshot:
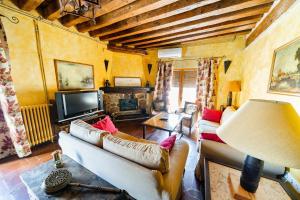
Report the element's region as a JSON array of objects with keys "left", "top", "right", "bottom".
[
  {"left": 195, "top": 139, "right": 285, "bottom": 181},
  {"left": 59, "top": 132, "right": 166, "bottom": 200},
  {"left": 163, "top": 139, "right": 189, "bottom": 200}
]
